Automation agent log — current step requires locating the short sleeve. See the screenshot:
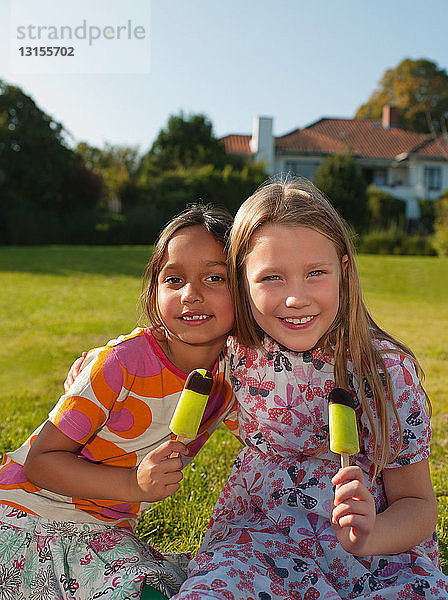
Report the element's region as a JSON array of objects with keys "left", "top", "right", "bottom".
[
  {"left": 48, "top": 345, "right": 122, "bottom": 445},
  {"left": 358, "top": 351, "right": 431, "bottom": 470}
]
